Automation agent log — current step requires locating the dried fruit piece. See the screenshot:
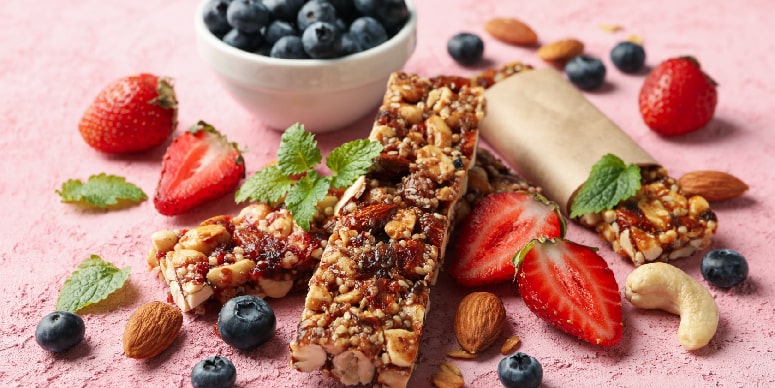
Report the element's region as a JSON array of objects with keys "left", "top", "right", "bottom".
[
  {"left": 484, "top": 17, "right": 538, "bottom": 46},
  {"left": 537, "top": 38, "right": 584, "bottom": 62},
  {"left": 453, "top": 292, "right": 506, "bottom": 354},
  {"left": 678, "top": 170, "right": 748, "bottom": 201},
  {"left": 123, "top": 301, "right": 183, "bottom": 359}
]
